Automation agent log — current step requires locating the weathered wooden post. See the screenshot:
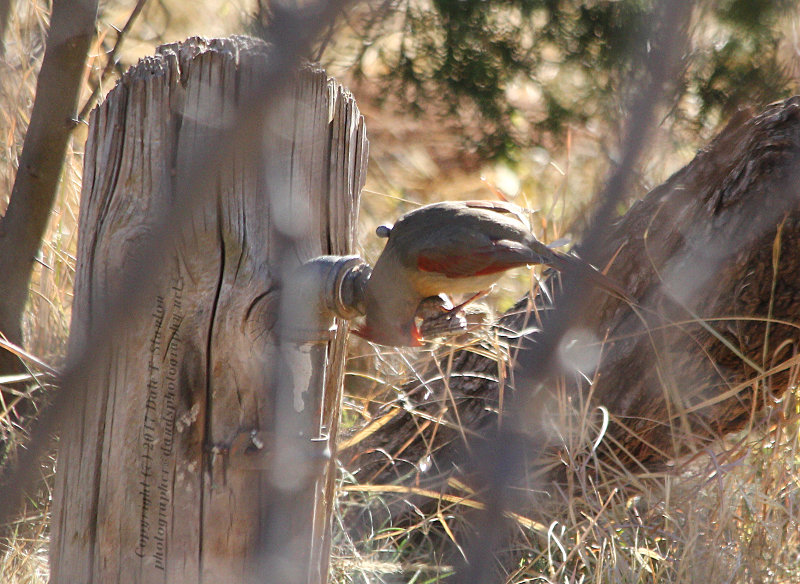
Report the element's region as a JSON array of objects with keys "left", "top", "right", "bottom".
[{"left": 51, "top": 36, "right": 367, "bottom": 583}]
